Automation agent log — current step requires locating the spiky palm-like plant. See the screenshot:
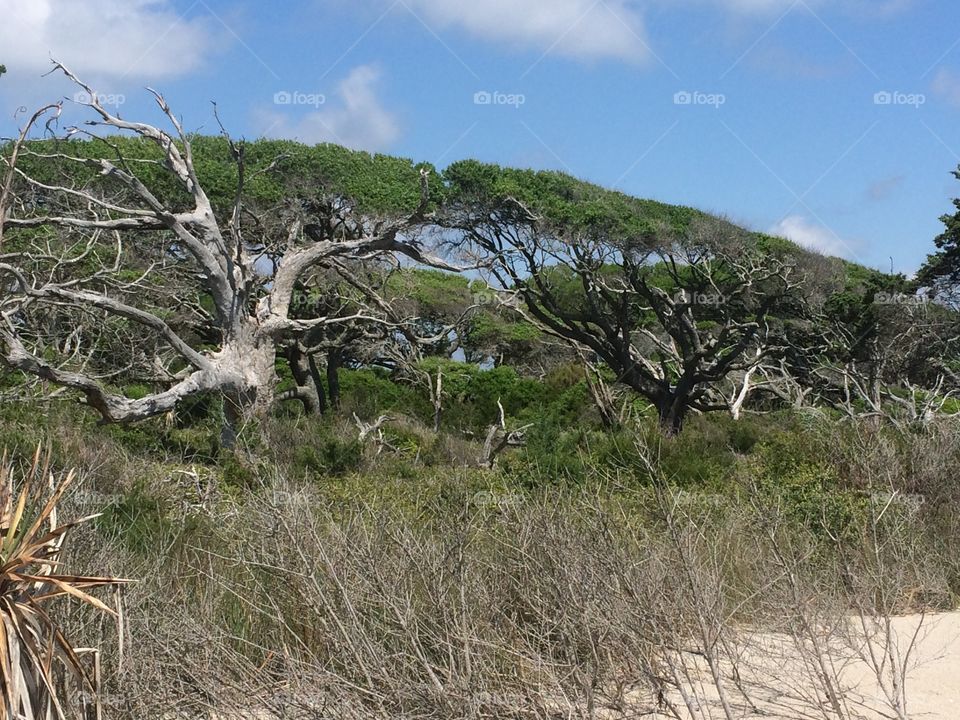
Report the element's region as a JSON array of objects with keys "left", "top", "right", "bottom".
[{"left": 0, "top": 447, "right": 129, "bottom": 719}]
